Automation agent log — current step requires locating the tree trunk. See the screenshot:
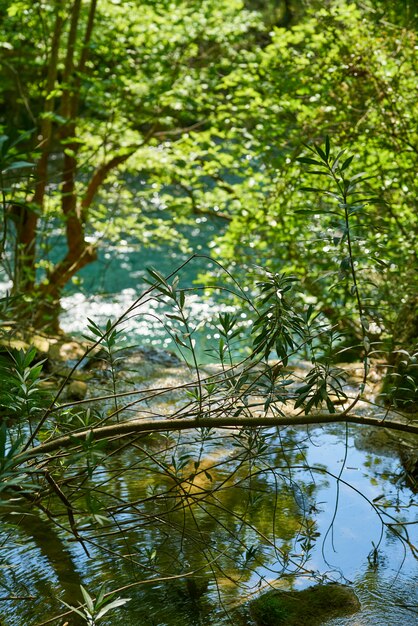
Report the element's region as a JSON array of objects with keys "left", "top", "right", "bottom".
[
  {"left": 29, "top": 0, "right": 99, "bottom": 331},
  {"left": 12, "top": 1, "right": 64, "bottom": 294}
]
